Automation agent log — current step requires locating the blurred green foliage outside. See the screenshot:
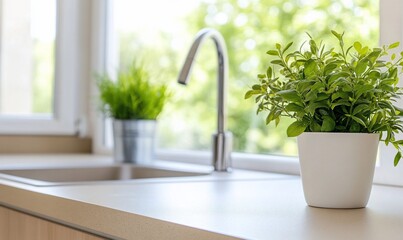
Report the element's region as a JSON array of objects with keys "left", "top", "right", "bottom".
[{"left": 116, "top": 0, "right": 378, "bottom": 156}]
